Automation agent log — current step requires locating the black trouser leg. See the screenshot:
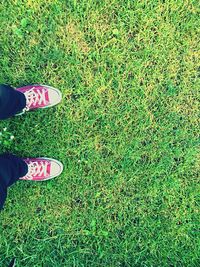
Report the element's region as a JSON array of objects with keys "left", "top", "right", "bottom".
[
  {"left": 0, "top": 84, "right": 26, "bottom": 120},
  {"left": 0, "top": 154, "right": 28, "bottom": 210}
]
